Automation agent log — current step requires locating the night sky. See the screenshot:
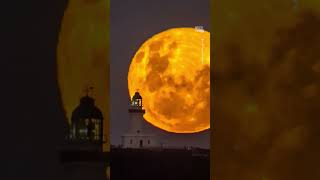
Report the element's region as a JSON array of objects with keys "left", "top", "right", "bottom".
[
  {"left": 1, "top": 1, "right": 67, "bottom": 179},
  {"left": 1, "top": 1, "right": 209, "bottom": 179},
  {"left": 110, "top": 0, "right": 210, "bottom": 148},
  {"left": 6, "top": 0, "right": 320, "bottom": 180}
]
